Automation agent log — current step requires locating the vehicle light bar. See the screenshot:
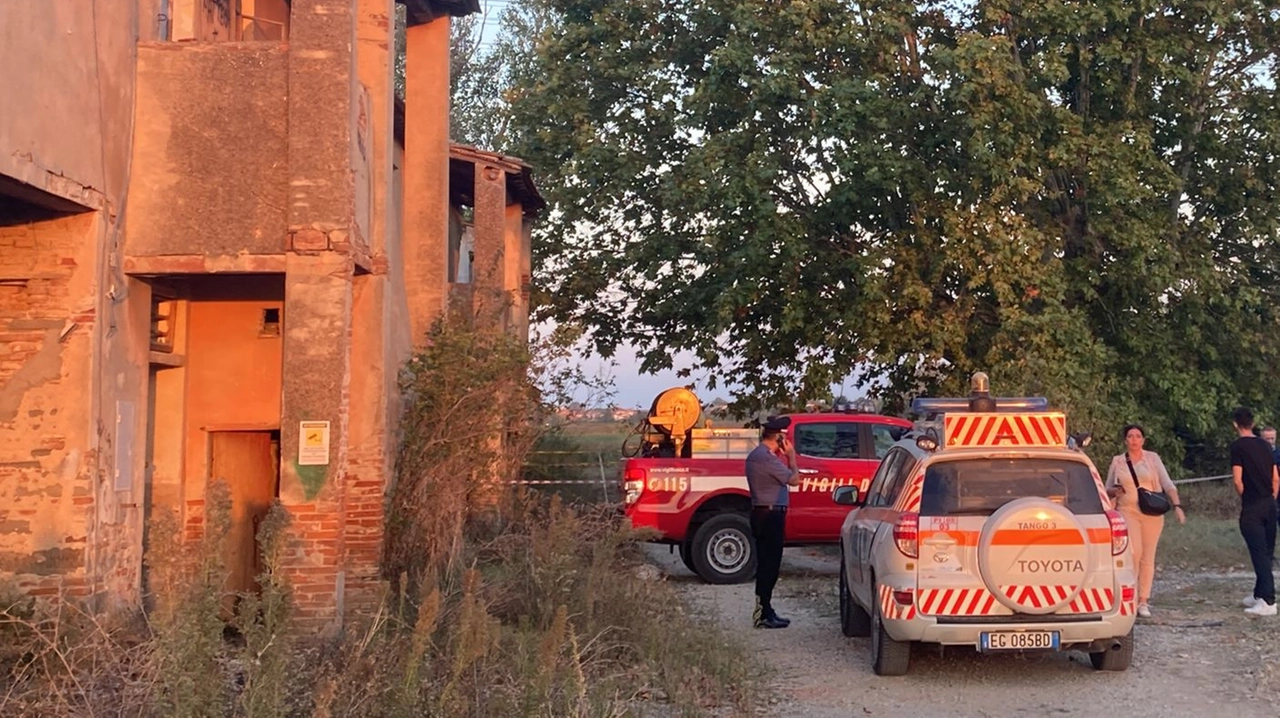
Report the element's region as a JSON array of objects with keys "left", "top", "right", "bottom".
[{"left": 911, "top": 397, "right": 1050, "bottom": 414}]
